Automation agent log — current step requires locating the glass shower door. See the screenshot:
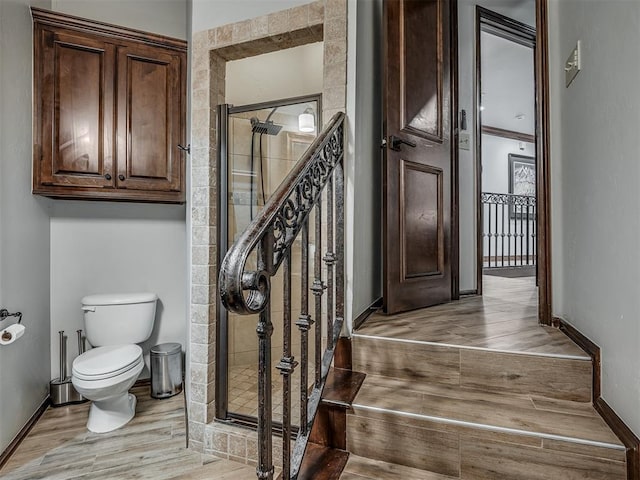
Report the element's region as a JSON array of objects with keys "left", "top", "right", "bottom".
[{"left": 218, "top": 95, "right": 321, "bottom": 424}]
